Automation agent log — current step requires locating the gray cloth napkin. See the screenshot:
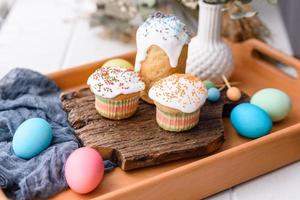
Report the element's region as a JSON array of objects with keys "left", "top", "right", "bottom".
[{"left": 0, "top": 68, "right": 116, "bottom": 200}]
